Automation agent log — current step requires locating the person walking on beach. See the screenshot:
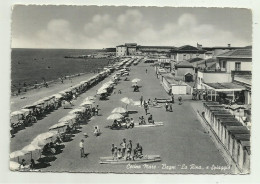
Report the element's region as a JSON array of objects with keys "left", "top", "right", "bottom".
[
  {"left": 79, "top": 139, "right": 85, "bottom": 158},
  {"left": 95, "top": 105, "right": 100, "bottom": 116},
  {"left": 165, "top": 102, "right": 169, "bottom": 111},
  {"left": 120, "top": 138, "right": 127, "bottom": 157},
  {"left": 144, "top": 102, "right": 149, "bottom": 115},
  {"left": 146, "top": 69, "right": 148, "bottom": 73},
  {"left": 169, "top": 102, "right": 173, "bottom": 112},
  {"left": 140, "top": 96, "right": 143, "bottom": 106},
  {"left": 178, "top": 96, "right": 183, "bottom": 105},
  {"left": 171, "top": 94, "right": 175, "bottom": 103},
  {"left": 111, "top": 144, "right": 115, "bottom": 157}
]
